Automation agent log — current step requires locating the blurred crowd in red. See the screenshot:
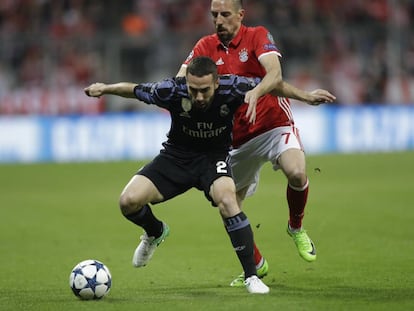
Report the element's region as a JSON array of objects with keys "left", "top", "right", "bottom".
[{"left": 0, "top": 0, "right": 413, "bottom": 115}]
